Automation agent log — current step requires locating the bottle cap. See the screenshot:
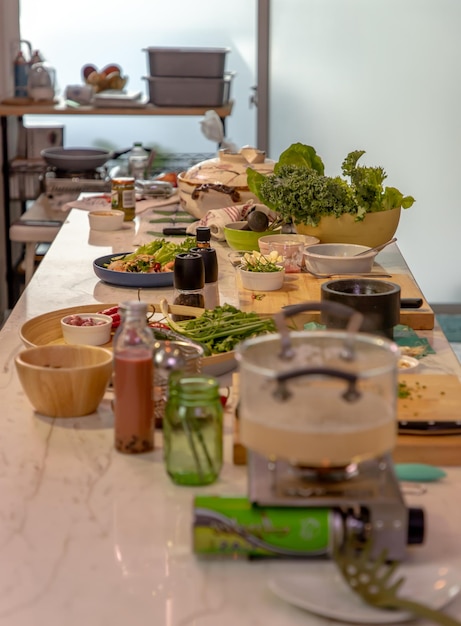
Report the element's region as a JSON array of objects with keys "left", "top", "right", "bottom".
[
  {"left": 174, "top": 253, "right": 205, "bottom": 290},
  {"left": 190, "top": 247, "right": 218, "bottom": 283},
  {"left": 196, "top": 226, "right": 211, "bottom": 243}
]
